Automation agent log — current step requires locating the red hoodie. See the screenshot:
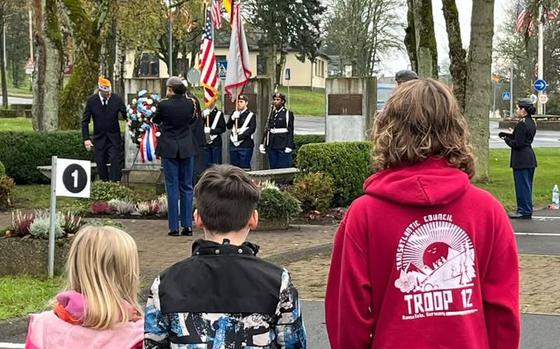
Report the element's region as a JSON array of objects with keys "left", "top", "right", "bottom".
[{"left": 325, "top": 157, "right": 520, "bottom": 349}]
